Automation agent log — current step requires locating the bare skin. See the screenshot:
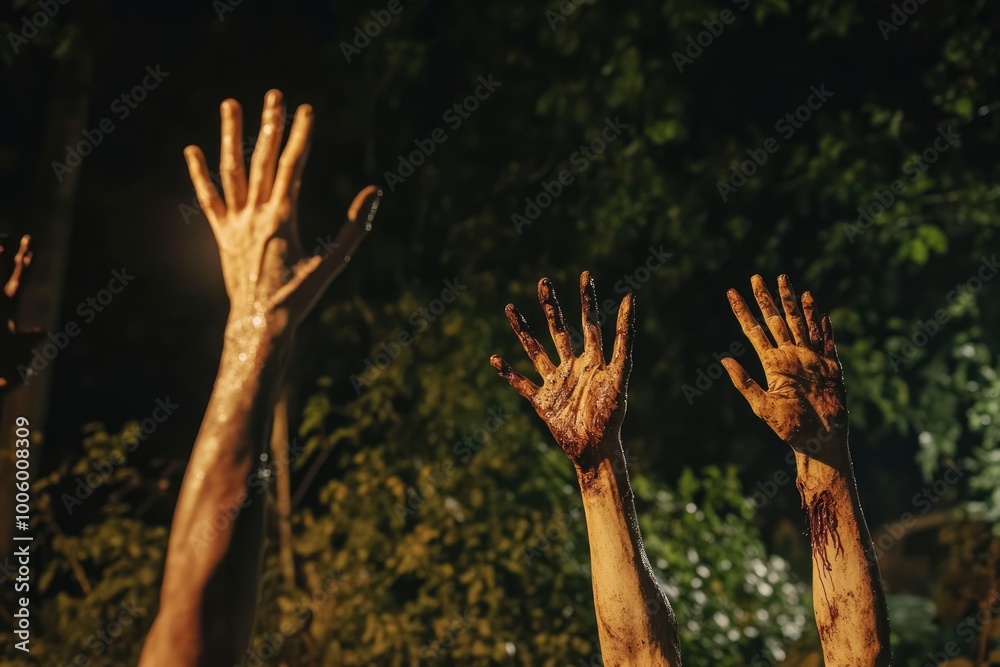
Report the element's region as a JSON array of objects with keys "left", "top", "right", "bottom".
[
  {"left": 491, "top": 272, "right": 682, "bottom": 667},
  {"left": 721, "top": 274, "right": 891, "bottom": 667},
  {"left": 138, "top": 90, "right": 379, "bottom": 667},
  {"left": 0, "top": 236, "right": 43, "bottom": 389}
]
